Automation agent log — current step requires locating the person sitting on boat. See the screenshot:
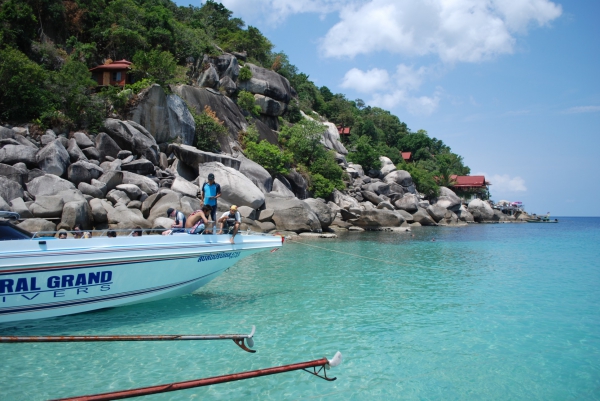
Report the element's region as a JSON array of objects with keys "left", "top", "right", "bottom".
[
  {"left": 199, "top": 173, "right": 221, "bottom": 223},
  {"left": 131, "top": 226, "right": 143, "bottom": 237},
  {"left": 107, "top": 230, "right": 117, "bottom": 238},
  {"left": 187, "top": 205, "right": 212, "bottom": 234},
  {"left": 162, "top": 208, "right": 187, "bottom": 236},
  {"left": 57, "top": 230, "right": 67, "bottom": 239},
  {"left": 72, "top": 224, "right": 83, "bottom": 239},
  {"left": 217, "top": 205, "right": 241, "bottom": 244}
]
